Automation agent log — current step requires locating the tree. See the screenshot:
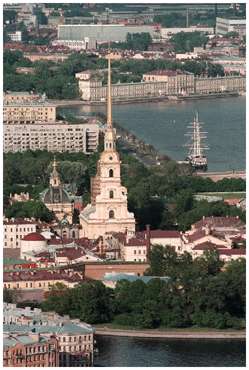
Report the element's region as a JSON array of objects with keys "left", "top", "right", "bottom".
[
  {"left": 3, "top": 288, "right": 22, "bottom": 303},
  {"left": 5, "top": 201, "right": 54, "bottom": 222},
  {"left": 3, "top": 10, "right": 17, "bottom": 24},
  {"left": 42, "top": 281, "right": 114, "bottom": 324},
  {"left": 171, "top": 31, "right": 208, "bottom": 53}
]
